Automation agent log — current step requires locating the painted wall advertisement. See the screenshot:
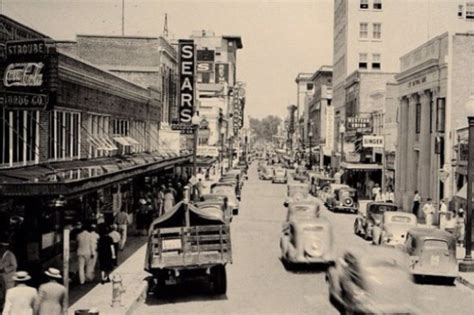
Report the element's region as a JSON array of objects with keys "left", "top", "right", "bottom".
[
  {"left": 215, "top": 63, "right": 229, "bottom": 83},
  {"left": 0, "top": 39, "right": 57, "bottom": 110},
  {"left": 325, "top": 106, "right": 335, "bottom": 151},
  {"left": 172, "top": 39, "right": 195, "bottom": 134}
]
